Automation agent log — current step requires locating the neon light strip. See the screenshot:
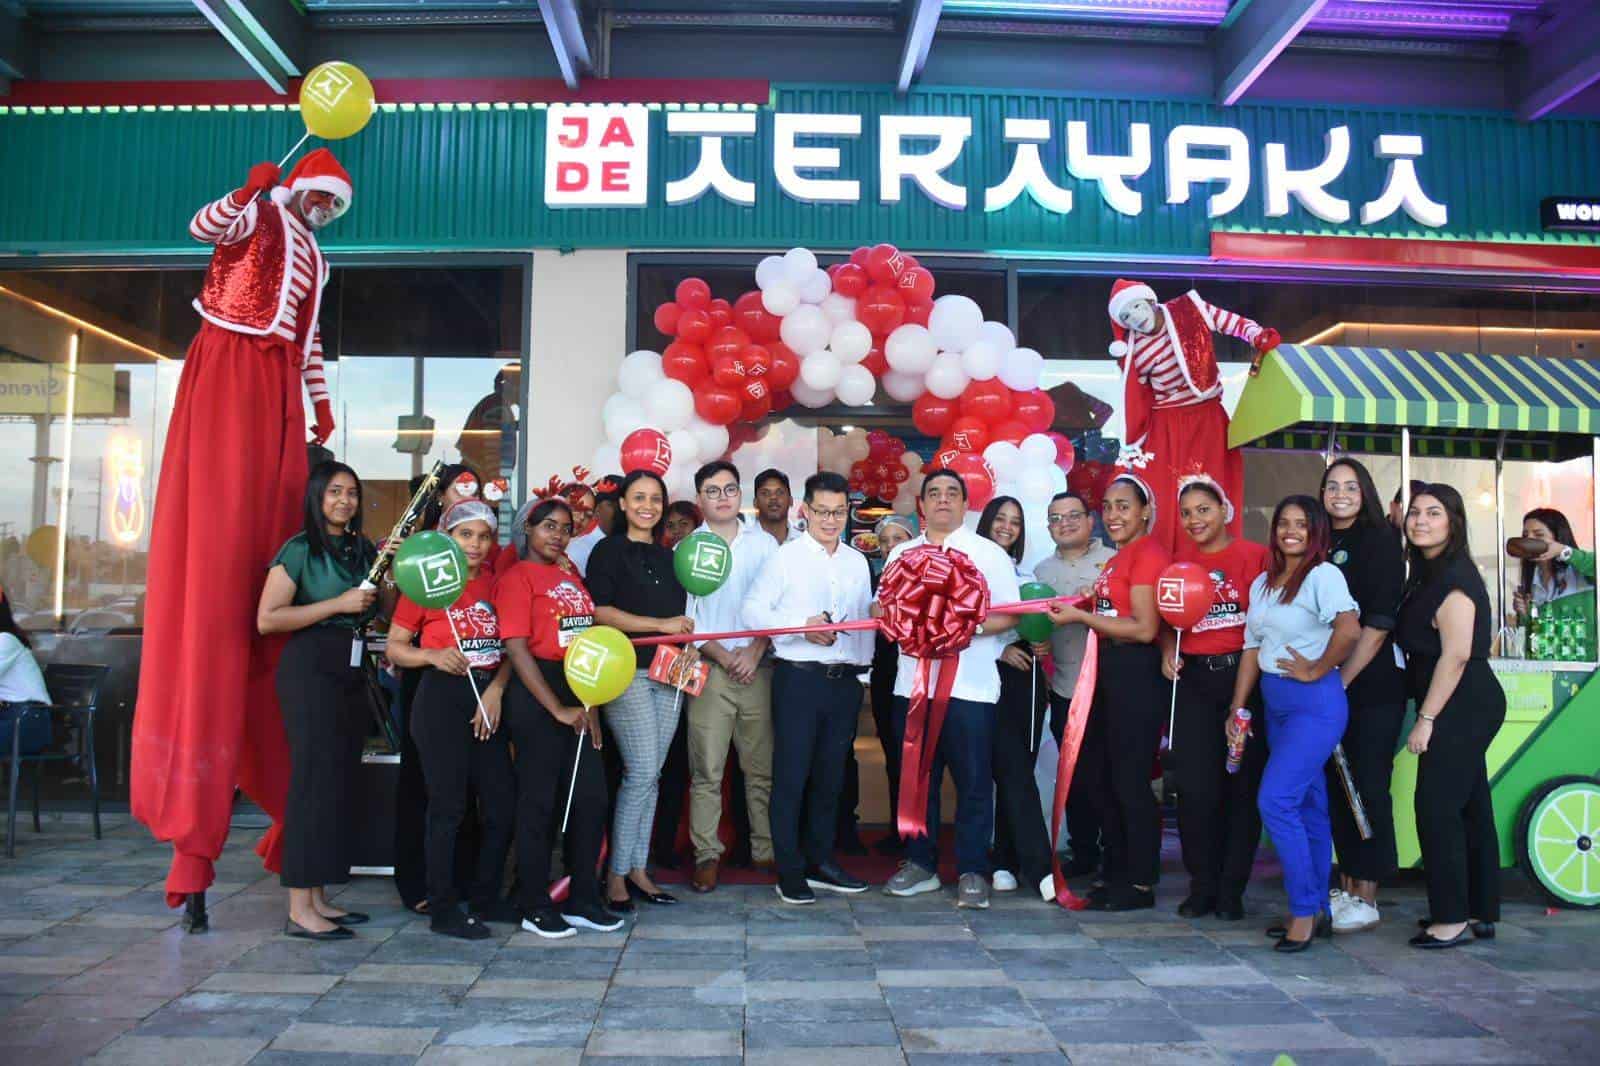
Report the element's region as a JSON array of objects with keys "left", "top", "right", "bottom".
[
  {"left": 1299, "top": 321, "right": 1600, "bottom": 345},
  {"left": 0, "top": 286, "right": 173, "bottom": 362},
  {"left": 53, "top": 331, "right": 79, "bottom": 622}
]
